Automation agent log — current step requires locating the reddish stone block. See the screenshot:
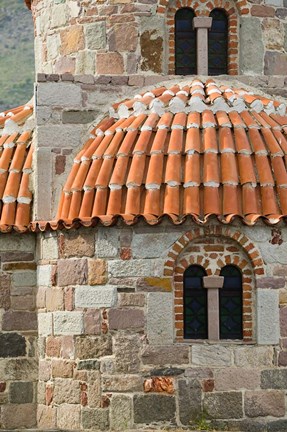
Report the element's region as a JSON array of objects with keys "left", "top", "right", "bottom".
[
  {"left": 109, "top": 308, "right": 144, "bottom": 330},
  {"left": 144, "top": 377, "right": 174, "bottom": 394},
  {"left": 280, "top": 306, "right": 287, "bottom": 337},
  {"left": 202, "top": 379, "right": 215, "bottom": 392},
  {"left": 46, "top": 385, "right": 53, "bottom": 406},
  {"left": 2, "top": 311, "right": 37, "bottom": 331},
  {"left": 84, "top": 309, "right": 101, "bottom": 335},
  {"left": 0, "top": 382, "right": 6, "bottom": 392},
  {"left": 278, "top": 351, "right": 287, "bottom": 366},
  {"left": 57, "top": 259, "right": 88, "bottom": 286},
  {"left": 257, "top": 277, "right": 285, "bottom": 289},
  {"left": 46, "top": 336, "right": 61, "bottom": 358}
]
